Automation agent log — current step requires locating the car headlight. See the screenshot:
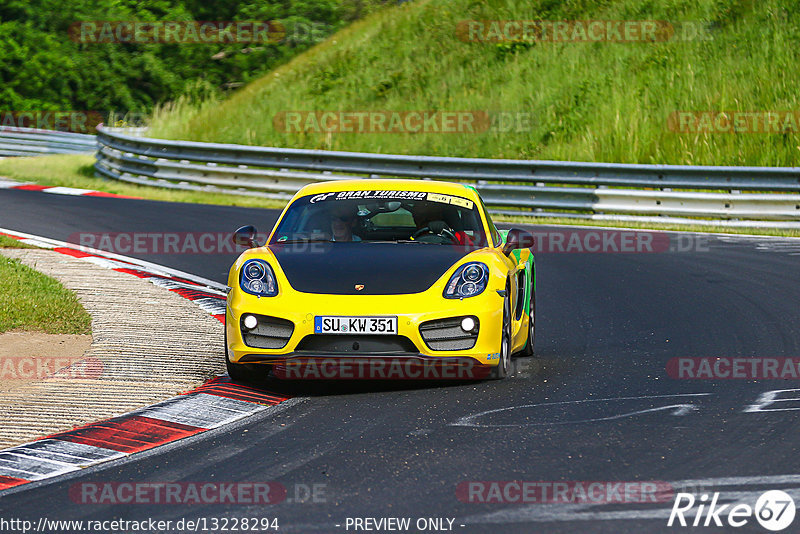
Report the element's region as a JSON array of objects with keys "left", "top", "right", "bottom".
[
  {"left": 240, "top": 259, "right": 278, "bottom": 297},
  {"left": 443, "top": 262, "right": 489, "bottom": 299}
]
